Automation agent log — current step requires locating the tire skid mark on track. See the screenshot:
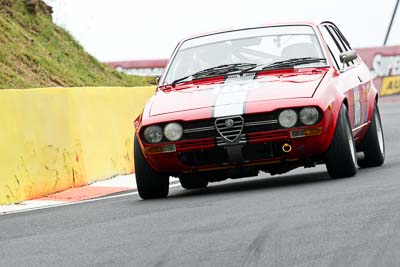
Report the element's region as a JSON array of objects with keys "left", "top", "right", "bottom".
[{"left": 241, "top": 216, "right": 285, "bottom": 266}]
